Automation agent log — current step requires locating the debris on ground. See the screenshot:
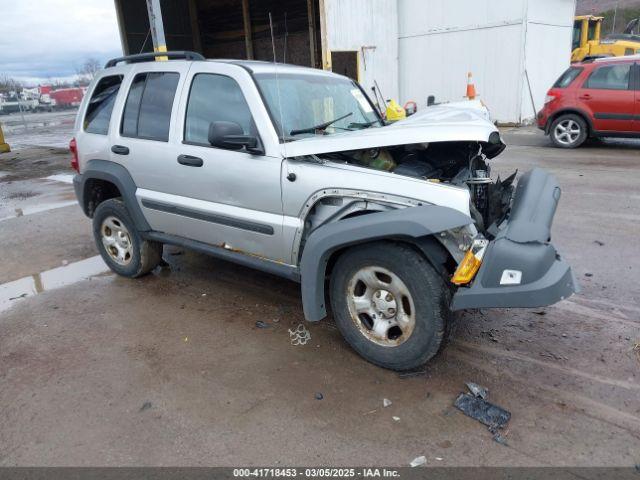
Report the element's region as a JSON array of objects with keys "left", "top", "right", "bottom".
[
  {"left": 466, "top": 382, "right": 488, "bottom": 400},
  {"left": 594, "top": 240, "right": 605, "bottom": 246},
  {"left": 315, "top": 392, "right": 323, "bottom": 400},
  {"left": 255, "top": 320, "right": 270, "bottom": 329},
  {"left": 435, "top": 457, "right": 443, "bottom": 461},
  {"left": 288, "top": 324, "right": 311, "bottom": 345},
  {"left": 139, "top": 401, "right": 152, "bottom": 412},
  {"left": 492, "top": 432, "right": 509, "bottom": 446},
  {"left": 383, "top": 398, "right": 392, "bottom": 408},
  {"left": 533, "top": 310, "right": 546, "bottom": 316},
  {"left": 392, "top": 416, "right": 400, "bottom": 422},
  {"left": 585, "top": 273, "right": 593, "bottom": 277},
  {"left": 409, "top": 456, "right": 426, "bottom": 467},
  {"left": 8, "top": 293, "right": 28, "bottom": 301},
  {"left": 454, "top": 393, "right": 511, "bottom": 432}
]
